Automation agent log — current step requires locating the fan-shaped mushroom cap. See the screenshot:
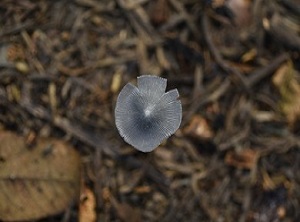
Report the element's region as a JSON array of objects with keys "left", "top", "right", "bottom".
[{"left": 115, "top": 75, "right": 182, "bottom": 152}]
